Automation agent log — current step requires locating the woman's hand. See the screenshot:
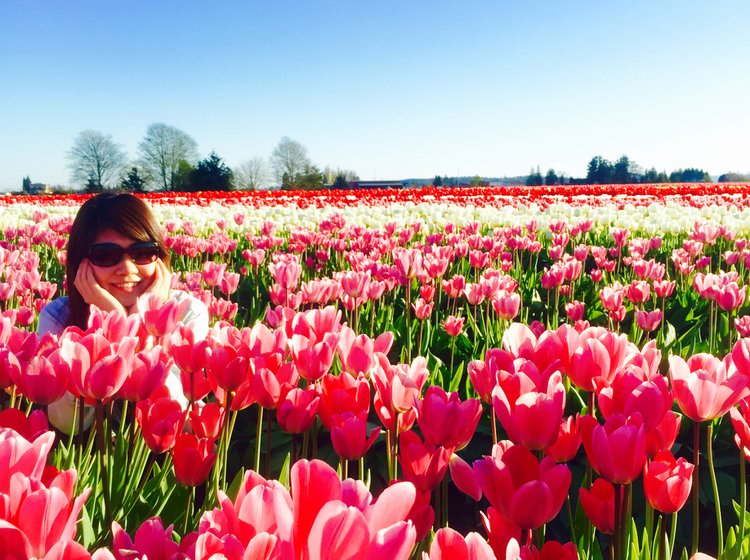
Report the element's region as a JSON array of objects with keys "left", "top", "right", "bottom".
[
  {"left": 137, "top": 258, "right": 171, "bottom": 307},
  {"left": 74, "top": 259, "right": 127, "bottom": 315}
]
